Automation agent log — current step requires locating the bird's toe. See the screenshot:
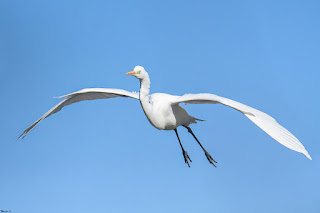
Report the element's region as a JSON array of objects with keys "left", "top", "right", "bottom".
[
  {"left": 182, "top": 150, "right": 192, "bottom": 167},
  {"left": 204, "top": 150, "right": 217, "bottom": 167}
]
